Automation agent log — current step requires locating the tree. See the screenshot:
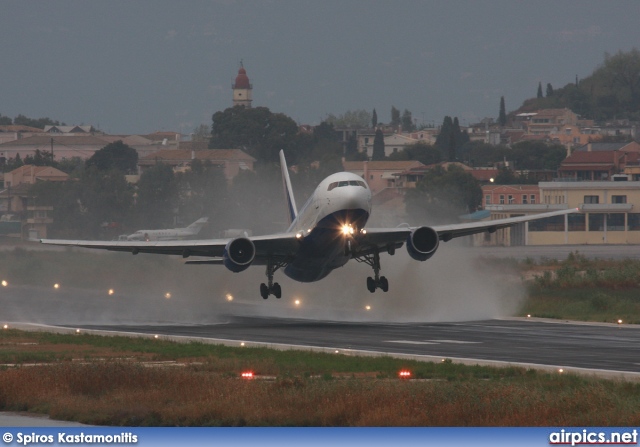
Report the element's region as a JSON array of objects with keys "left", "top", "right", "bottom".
[
  {"left": 390, "top": 106, "right": 401, "bottom": 128},
  {"left": 371, "top": 108, "right": 378, "bottom": 128},
  {"left": 323, "top": 109, "right": 372, "bottom": 128},
  {"left": 344, "top": 134, "right": 360, "bottom": 161},
  {"left": 13, "top": 114, "right": 63, "bottom": 129},
  {"left": 510, "top": 141, "right": 566, "bottom": 171},
  {"left": 135, "top": 164, "right": 177, "bottom": 228},
  {"left": 371, "top": 128, "right": 385, "bottom": 161},
  {"left": 452, "top": 117, "right": 469, "bottom": 150},
  {"left": 56, "top": 157, "right": 85, "bottom": 177},
  {"left": 387, "top": 141, "right": 441, "bottom": 165},
  {"left": 191, "top": 124, "right": 211, "bottom": 141},
  {"left": 30, "top": 166, "right": 135, "bottom": 239},
  {"left": 0, "top": 114, "right": 11, "bottom": 125},
  {"left": 174, "top": 160, "right": 228, "bottom": 235},
  {"left": 546, "top": 83, "right": 554, "bottom": 97},
  {"left": 404, "top": 165, "right": 482, "bottom": 224},
  {"left": 24, "top": 149, "right": 55, "bottom": 167},
  {"left": 401, "top": 109, "right": 416, "bottom": 132},
  {"left": 516, "top": 48, "right": 640, "bottom": 121},
  {"left": 227, "top": 163, "right": 284, "bottom": 235},
  {"left": 86, "top": 140, "right": 138, "bottom": 174},
  {"left": 435, "top": 116, "right": 465, "bottom": 161},
  {"left": 537, "top": 82, "right": 543, "bottom": 98},
  {"left": 499, "top": 96, "right": 507, "bottom": 127},
  {"left": 210, "top": 106, "right": 301, "bottom": 164}
]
